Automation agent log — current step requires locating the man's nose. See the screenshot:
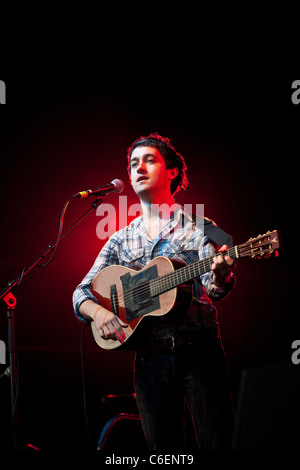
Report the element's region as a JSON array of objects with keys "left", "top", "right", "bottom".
[{"left": 137, "top": 161, "right": 146, "bottom": 172}]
